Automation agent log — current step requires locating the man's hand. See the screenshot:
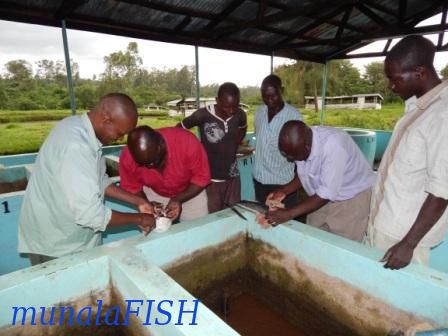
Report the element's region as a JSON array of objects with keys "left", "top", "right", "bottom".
[
  {"left": 266, "top": 208, "right": 293, "bottom": 226},
  {"left": 137, "top": 200, "right": 154, "bottom": 214},
  {"left": 381, "top": 240, "right": 415, "bottom": 270},
  {"left": 165, "top": 199, "right": 182, "bottom": 220},
  {"left": 266, "top": 191, "right": 286, "bottom": 204},
  {"left": 151, "top": 202, "right": 164, "bottom": 217},
  {"left": 255, "top": 213, "right": 273, "bottom": 229},
  {"left": 138, "top": 213, "right": 156, "bottom": 236}
]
